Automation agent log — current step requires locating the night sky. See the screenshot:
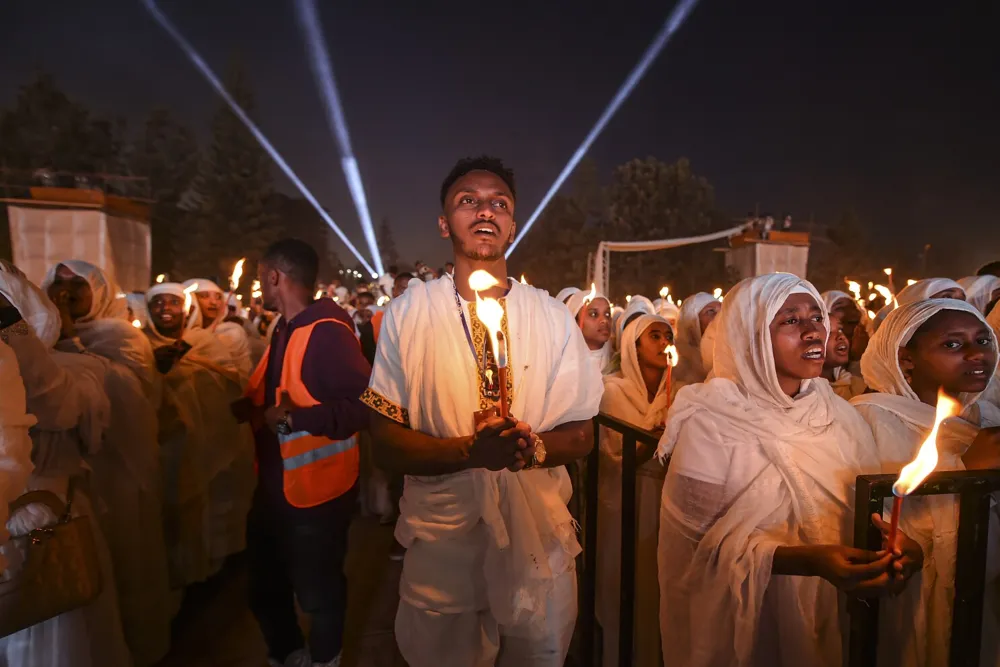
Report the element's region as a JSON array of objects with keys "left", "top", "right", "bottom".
[{"left": 3, "top": 0, "right": 998, "bottom": 277}]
